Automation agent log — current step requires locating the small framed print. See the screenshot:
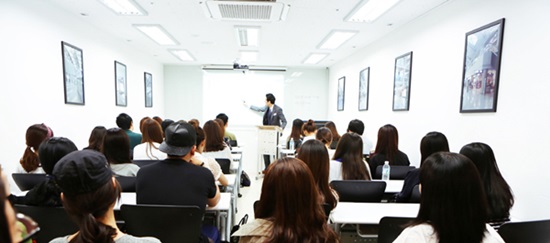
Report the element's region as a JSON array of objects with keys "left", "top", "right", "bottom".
[
  {"left": 358, "top": 67, "right": 370, "bottom": 111},
  {"left": 61, "top": 41, "right": 85, "bottom": 105},
  {"left": 337, "top": 76, "right": 345, "bottom": 111},
  {"left": 115, "top": 61, "right": 127, "bottom": 107},
  {"left": 393, "top": 52, "right": 413, "bottom": 111},
  {"left": 144, "top": 72, "right": 153, "bottom": 107}
]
